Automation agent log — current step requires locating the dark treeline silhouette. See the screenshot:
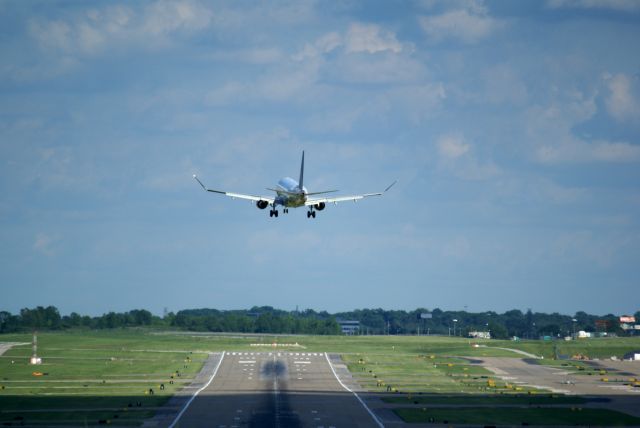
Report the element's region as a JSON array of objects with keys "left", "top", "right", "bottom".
[
  {"left": 1, "top": 306, "right": 637, "bottom": 339},
  {"left": 0, "top": 306, "right": 155, "bottom": 332},
  {"left": 336, "top": 308, "right": 637, "bottom": 338},
  {"left": 172, "top": 307, "right": 339, "bottom": 335}
]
